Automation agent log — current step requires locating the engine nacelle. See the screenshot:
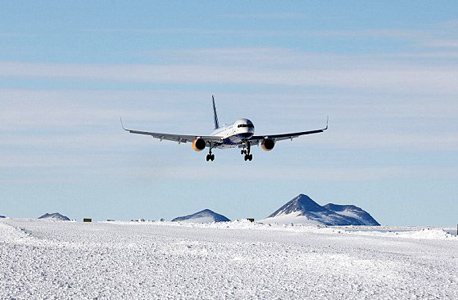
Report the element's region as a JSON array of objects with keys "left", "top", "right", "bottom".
[
  {"left": 192, "top": 137, "right": 206, "bottom": 152},
  {"left": 261, "top": 138, "right": 275, "bottom": 151}
]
